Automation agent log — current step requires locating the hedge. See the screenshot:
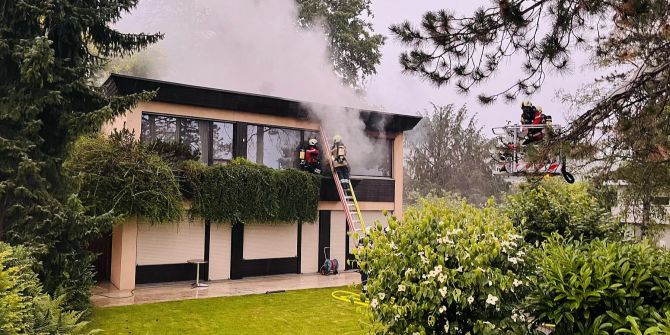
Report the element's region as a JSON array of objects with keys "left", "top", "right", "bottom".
[
  {"left": 65, "top": 130, "right": 183, "bottom": 224},
  {"left": 68, "top": 132, "right": 320, "bottom": 225},
  {"left": 183, "top": 158, "right": 320, "bottom": 224}
]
